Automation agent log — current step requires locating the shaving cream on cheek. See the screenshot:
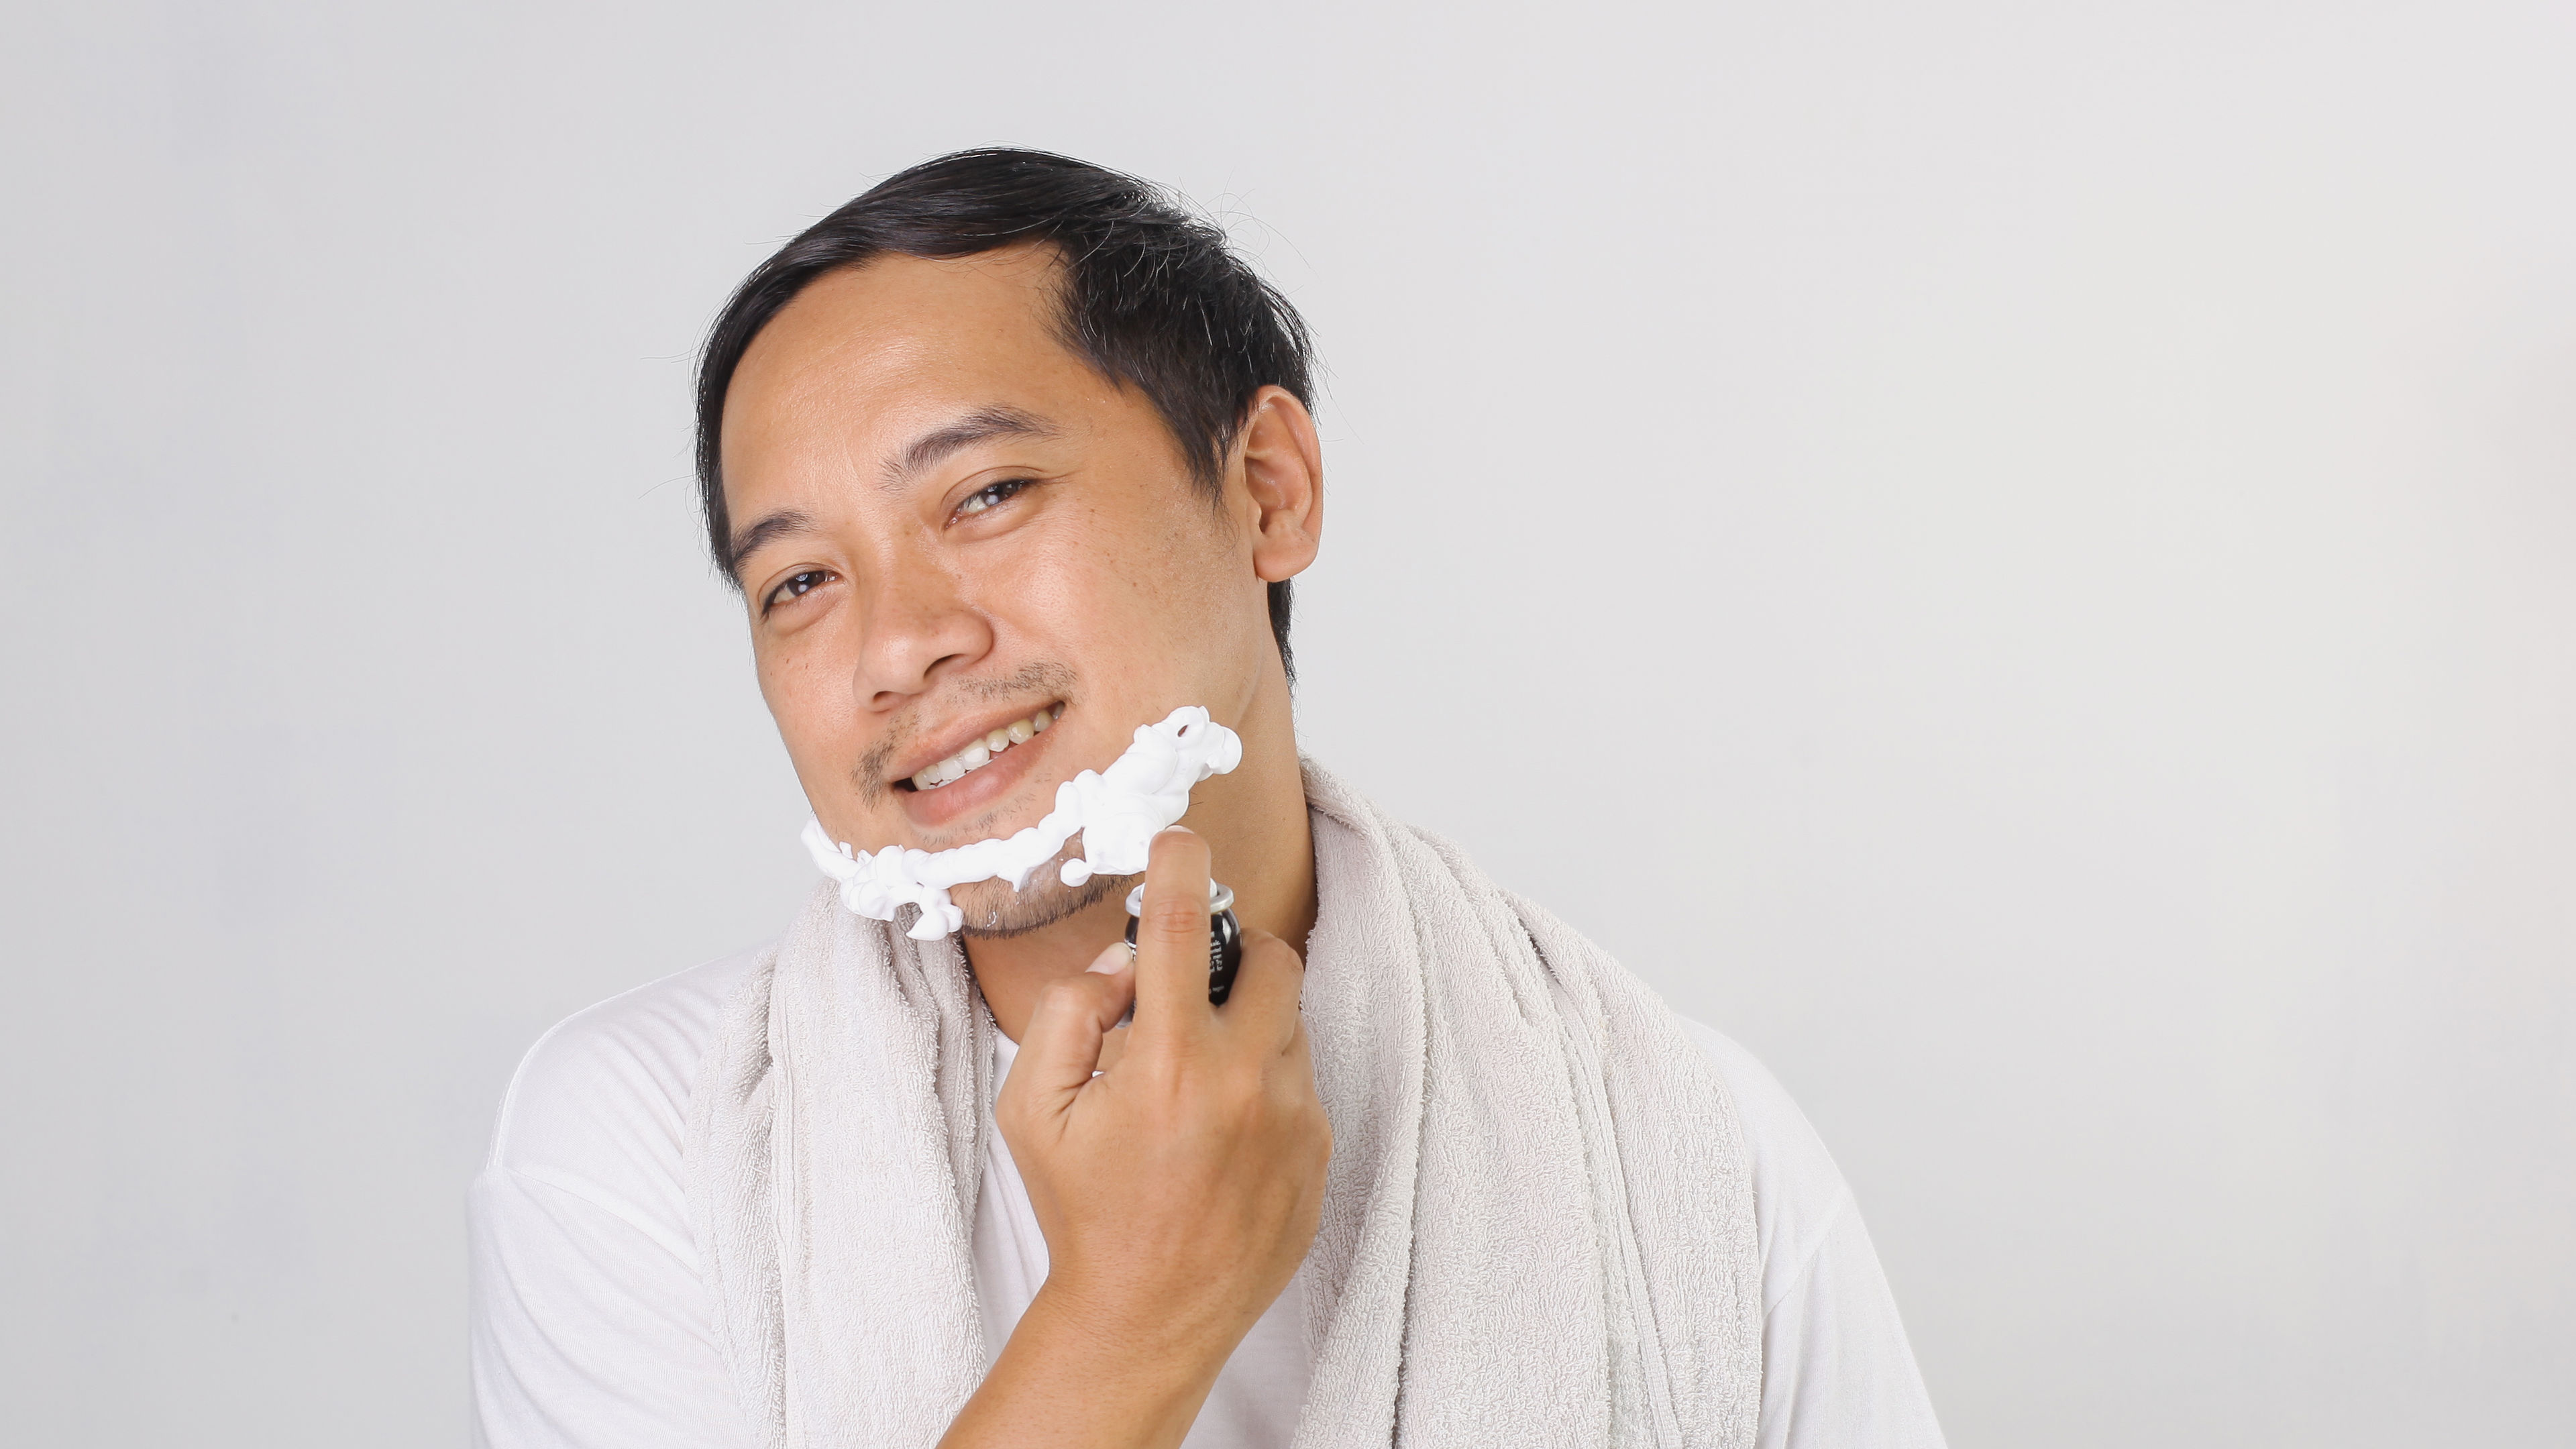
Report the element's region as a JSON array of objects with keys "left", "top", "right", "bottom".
[{"left": 800, "top": 705, "right": 1244, "bottom": 940}]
